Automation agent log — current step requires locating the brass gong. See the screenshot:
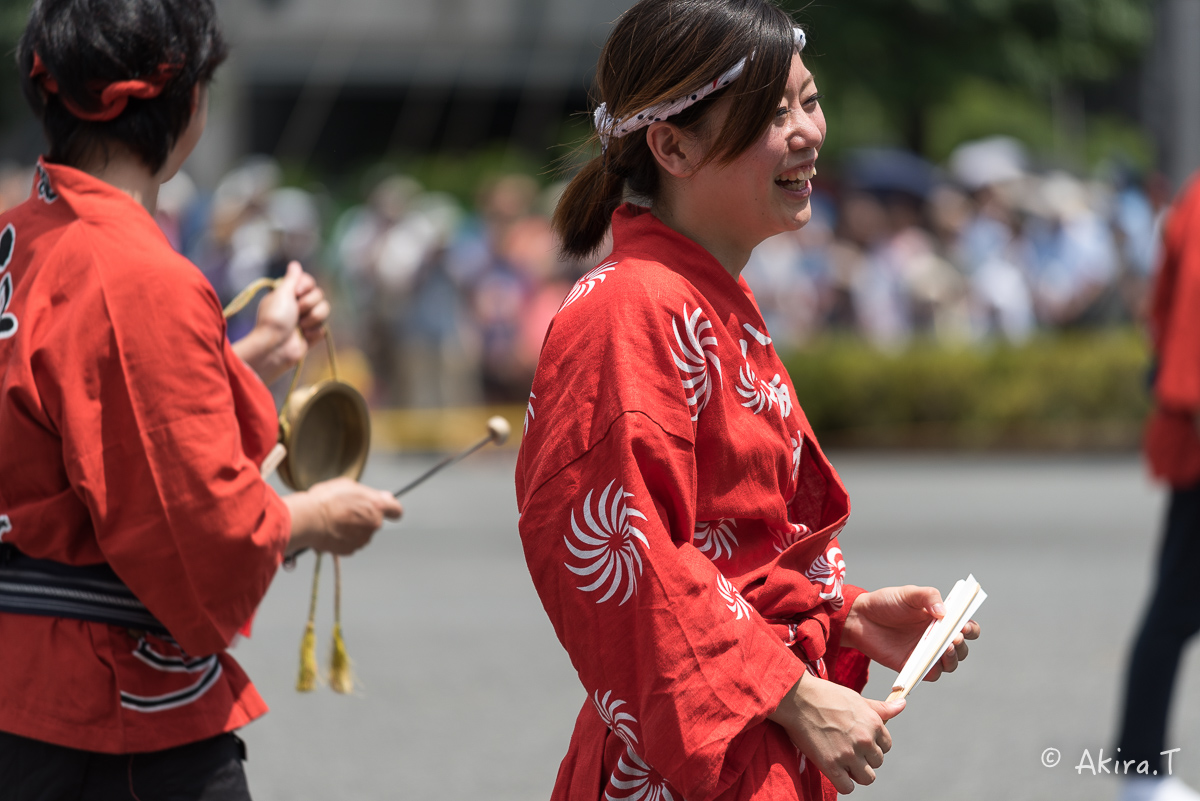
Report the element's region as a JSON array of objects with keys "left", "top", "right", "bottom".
[
  {"left": 276, "top": 333, "right": 371, "bottom": 491},
  {"left": 224, "top": 278, "right": 371, "bottom": 491}
]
